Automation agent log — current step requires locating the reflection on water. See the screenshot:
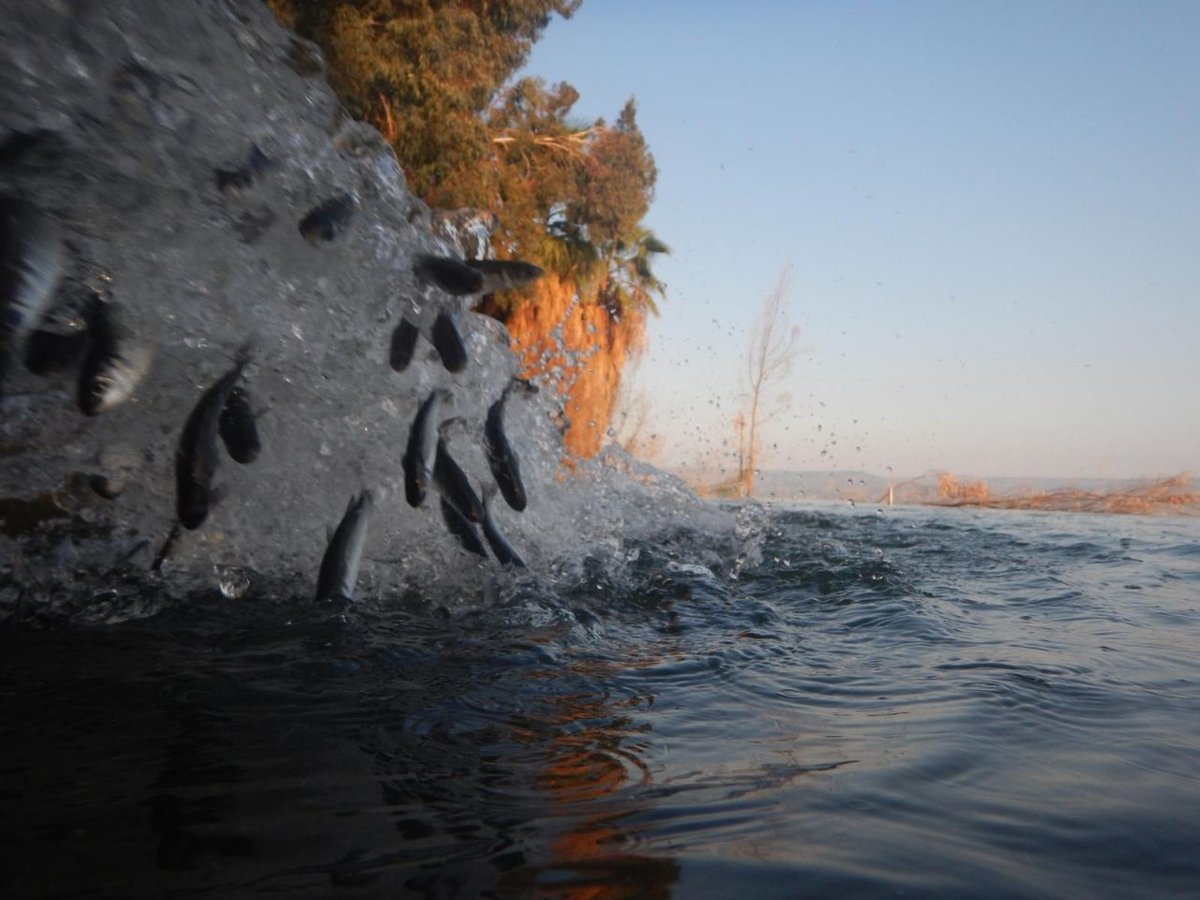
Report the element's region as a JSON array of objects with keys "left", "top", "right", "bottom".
[
  {"left": 2, "top": 505, "right": 1199, "bottom": 897},
  {"left": 501, "top": 655, "right": 677, "bottom": 899}
]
